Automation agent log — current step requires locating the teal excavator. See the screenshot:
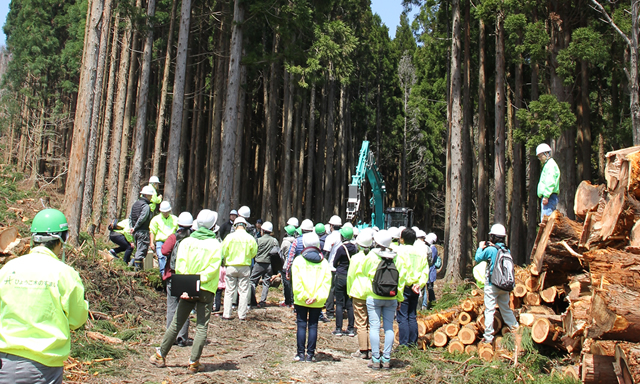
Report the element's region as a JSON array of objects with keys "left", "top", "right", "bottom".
[{"left": 346, "top": 141, "right": 413, "bottom": 229}]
